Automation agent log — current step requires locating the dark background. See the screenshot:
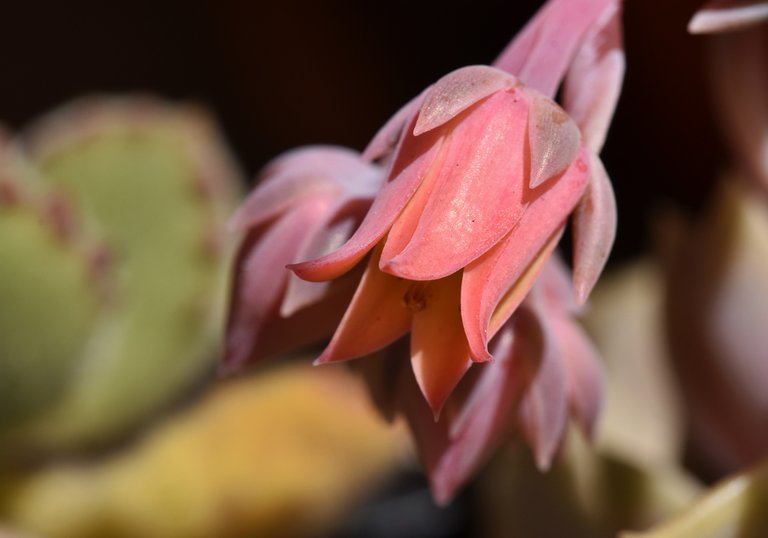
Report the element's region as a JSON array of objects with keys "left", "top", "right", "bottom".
[{"left": 0, "top": 0, "right": 725, "bottom": 264}]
